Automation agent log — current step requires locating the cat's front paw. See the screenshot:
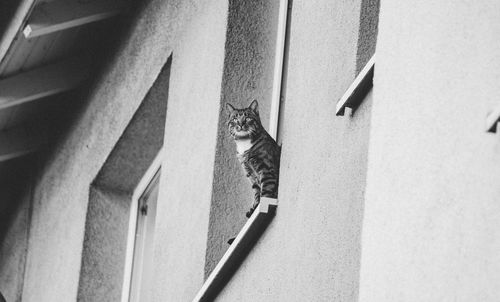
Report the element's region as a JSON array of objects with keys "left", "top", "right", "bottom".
[
  {"left": 246, "top": 202, "right": 259, "bottom": 218},
  {"left": 245, "top": 208, "right": 254, "bottom": 218}
]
